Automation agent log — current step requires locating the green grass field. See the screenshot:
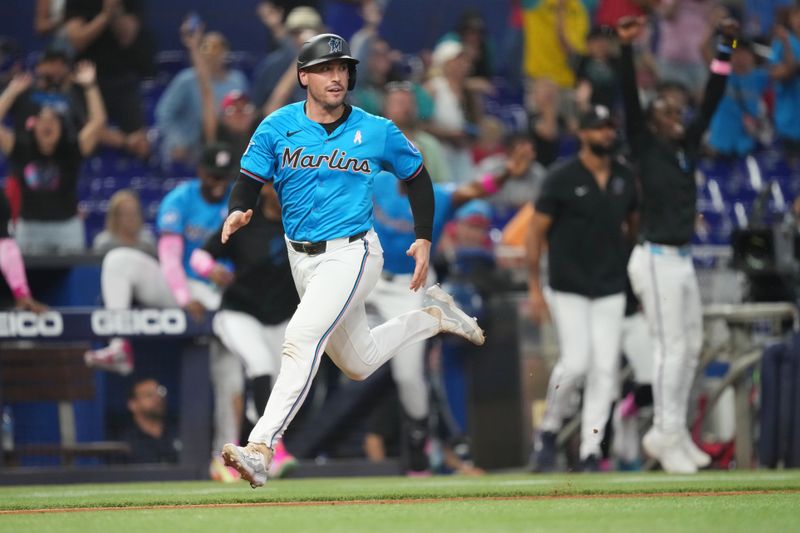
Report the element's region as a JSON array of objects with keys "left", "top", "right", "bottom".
[{"left": 1, "top": 471, "right": 799, "bottom": 532}]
